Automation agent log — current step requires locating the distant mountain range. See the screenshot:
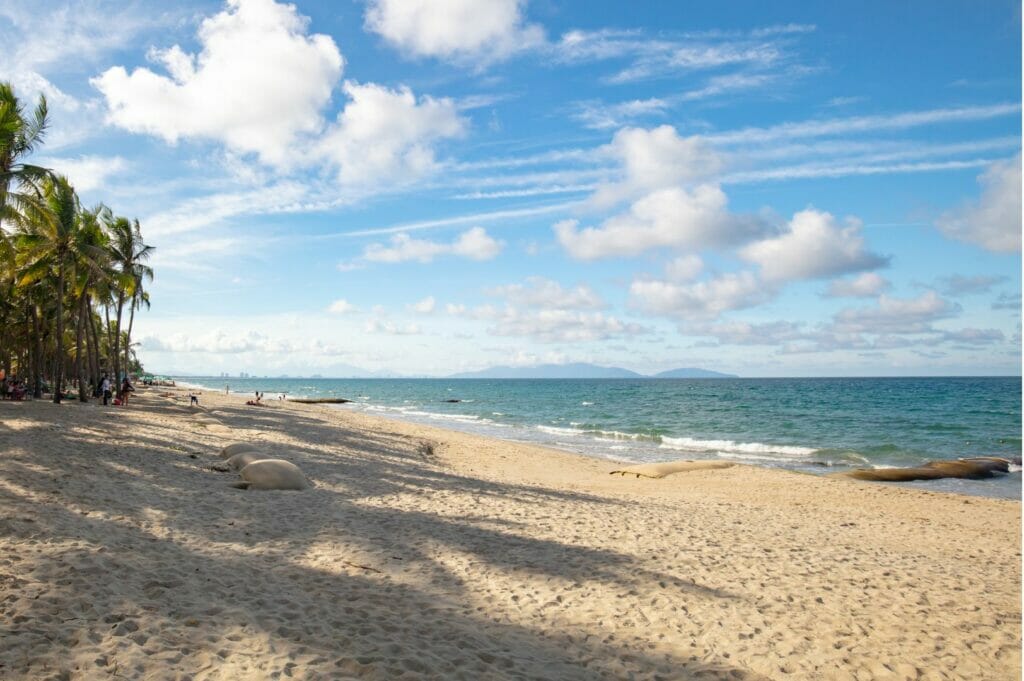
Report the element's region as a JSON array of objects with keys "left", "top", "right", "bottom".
[{"left": 447, "top": 363, "right": 737, "bottom": 379}]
